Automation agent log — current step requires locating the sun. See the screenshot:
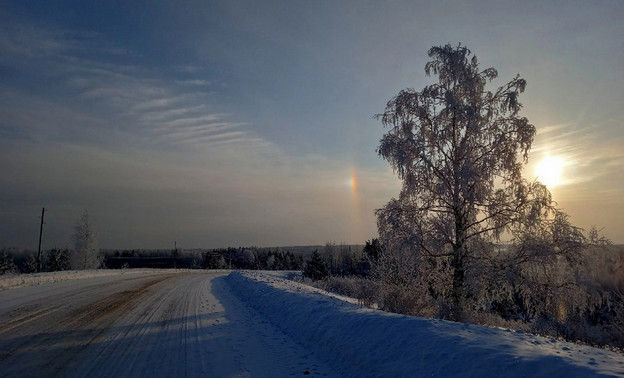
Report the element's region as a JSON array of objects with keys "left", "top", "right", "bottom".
[{"left": 535, "top": 155, "right": 564, "bottom": 187}]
